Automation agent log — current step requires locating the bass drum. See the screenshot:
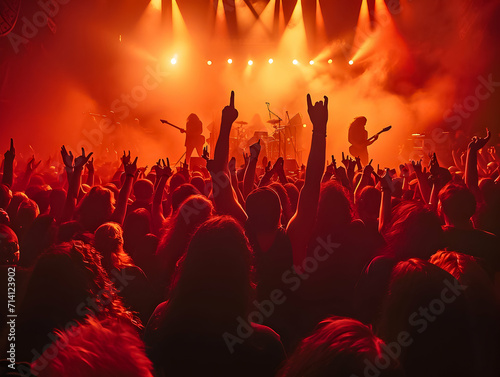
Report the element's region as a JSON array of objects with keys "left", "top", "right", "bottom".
[{"left": 0, "top": 0, "right": 22, "bottom": 36}]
